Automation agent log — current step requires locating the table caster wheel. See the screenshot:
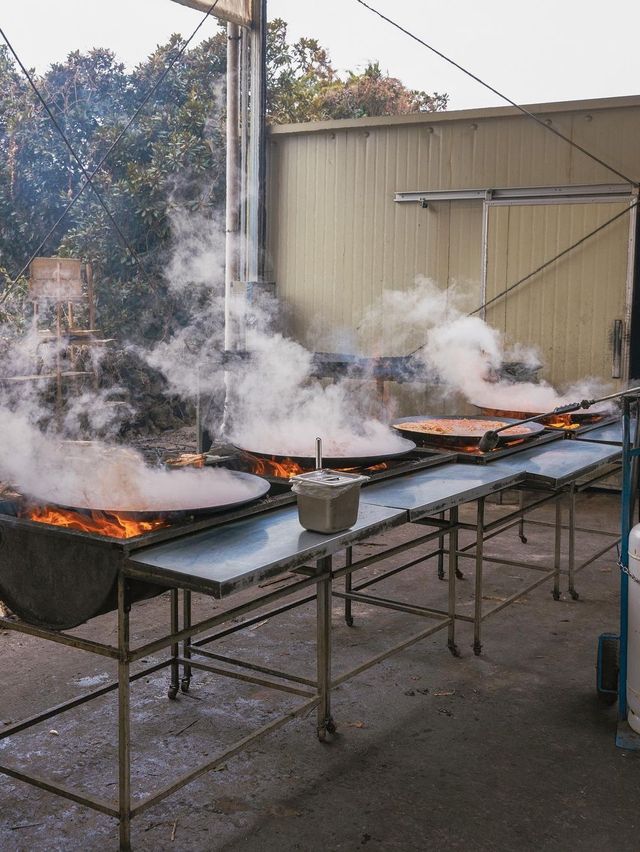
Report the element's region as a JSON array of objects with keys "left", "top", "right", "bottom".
[
  {"left": 181, "top": 677, "right": 191, "bottom": 693},
  {"left": 326, "top": 717, "right": 337, "bottom": 735},
  {"left": 570, "top": 589, "right": 580, "bottom": 601},
  {"left": 473, "top": 641, "right": 482, "bottom": 656},
  {"left": 519, "top": 535, "right": 528, "bottom": 544},
  {"left": 455, "top": 568, "right": 465, "bottom": 580},
  {"left": 448, "top": 641, "right": 460, "bottom": 658},
  {"left": 345, "top": 616, "right": 354, "bottom": 627},
  {"left": 552, "top": 589, "right": 561, "bottom": 601},
  {"left": 168, "top": 685, "right": 179, "bottom": 700}
]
